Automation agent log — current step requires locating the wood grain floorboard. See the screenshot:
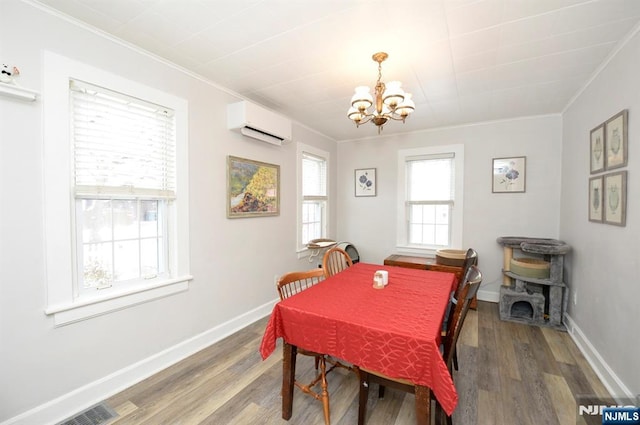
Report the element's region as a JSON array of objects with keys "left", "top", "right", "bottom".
[
  {"left": 100, "top": 302, "right": 609, "bottom": 425},
  {"left": 476, "top": 325, "right": 501, "bottom": 392},
  {"left": 528, "top": 326, "right": 562, "bottom": 376},
  {"left": 513, "top": 341, "right": 561, "bottom": 425}
]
